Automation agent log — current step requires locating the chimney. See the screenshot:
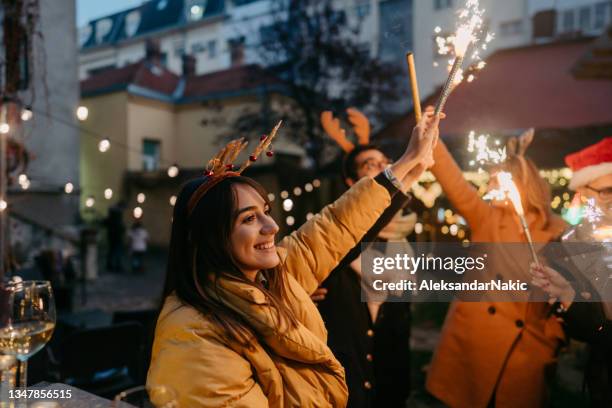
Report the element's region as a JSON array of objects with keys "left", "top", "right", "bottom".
[{"left": 181, "top": 54, "right": 197, "bottom": 76}]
